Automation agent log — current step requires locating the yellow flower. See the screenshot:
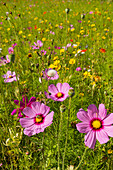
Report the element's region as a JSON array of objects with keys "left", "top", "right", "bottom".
[
  {"left": 77, "top": 49, "right": 81, "bottom": 53},
  {"left": 34, "top": 17, "right": 38, "bottom": 20},
  {"left": 54, "top": 60, "right": 60, "bottom": 65},
  {"left": 23, "top": 35, "right": 26, "bottom": 38},
  {"left": 71, "top": 28, "right": 75, "bottom": 32},
  {"left": 94, "top": 76, "right": 101, "bottom": 82},
  {"left": 37, "top": 28, "right": 41, "bottom": 31},
  {"left": 55, "top": 64, "right": 61, "bottom": 70},
  {"left": 49, "top": 64, "right": 55, "bottom": 69},
  {"left": 72, "top": 51, "right": 76, "bottom": 54},
  {"left": 88, "top": 20, "right": 90, "bottom": 23},
  {"left": 28, "top": 21, "right": 31, "bottom": 24},
  {"left": 69, "top": 58, "right": 75, "bottom": 64},
  {"left": 67, "top": 20, "right": 69, "bottom": 23},
  {"left": 19, "top": 31, "right": 23, "bottom": 34},
  {"left": 45, "top": 20, "right": 48, "bottom": 22},
  {"left": 77, "top": 35, "right": 80, "bottom": 38},
  {"left": 79, "top": 93, "right": 84, "bottom": 96},
  {"left": 28, "top": 34, "right": 31, "bottom": 37},
  {"left": 107, "top": 17, "right": 110, "bottom": 20},
  {"left": 53, "top": 56, "right": 58, "bottom": 60},
  {"left": 102, "top": 36, "right": 106, "bottom": 40},
  {"left": 5, "top": 39, "right": 8, "bottom": 43},
  {"left": 7, "top": 28, "right": 10, "bottom": 31},
  {"left": 90, "top": 81, "right": 96, "bottom": 86},
  {"left": 68, "top": 28, "right": 70, "bottom": 32},
  {"left": 45, "top": 29, "right": 49, "bottom": 32},
  {"left": 81, "top": 27, "right": 83, "bottom": 29},
  {"left": 60, "top": 49, "right": 65, "bottom": 54},
  {"left": 55, "top": 24, "right": 58, "bottom": 27},
  {"left": 0, "top": 27, "right": 2, "bottom": 30},
  {"left": 40, "top": 20, "right": 44, "bottom": 24},
  {"left": 91, "top": 24, "right": 95, "bottom": 27},
  {"left": 83, "top": 71, "right": 91, "bottom": 78},
  {"left": 42, "top": 38, "right": 46, "bottom": 41}
]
